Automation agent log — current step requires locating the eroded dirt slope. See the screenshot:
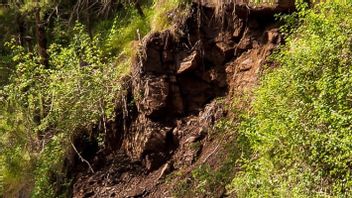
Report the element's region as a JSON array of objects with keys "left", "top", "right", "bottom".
[{"left": 72, "top": 1, "right": 289, "bottom": 197}]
